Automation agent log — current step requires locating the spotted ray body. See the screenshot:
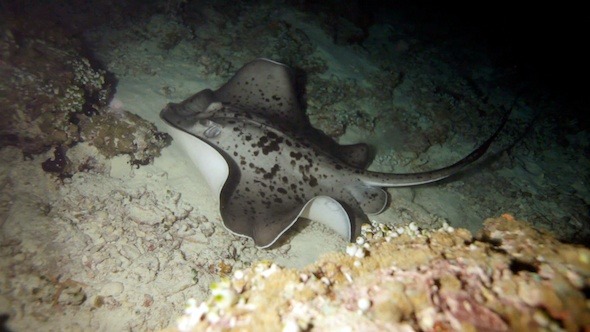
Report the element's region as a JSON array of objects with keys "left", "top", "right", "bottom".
[{"left": 160, "top": 59, "right": 507, "bottom": 248}]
